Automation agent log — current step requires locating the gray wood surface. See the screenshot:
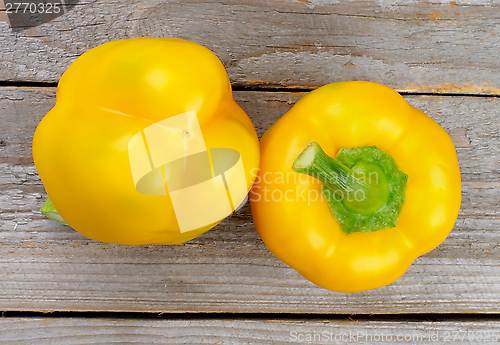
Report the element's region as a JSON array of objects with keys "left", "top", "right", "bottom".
[
  {"left": 1, "top": 0, "right": 499, "bottom": 341},
  {"left": 1, "top": 87, "right": 499, "bottom": 314},
  {"left": 1, "top": 0, "right": 499, "bottom": 95},
  {"left": 1, "top": 317, "right": 500, "bottom": 344}
]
